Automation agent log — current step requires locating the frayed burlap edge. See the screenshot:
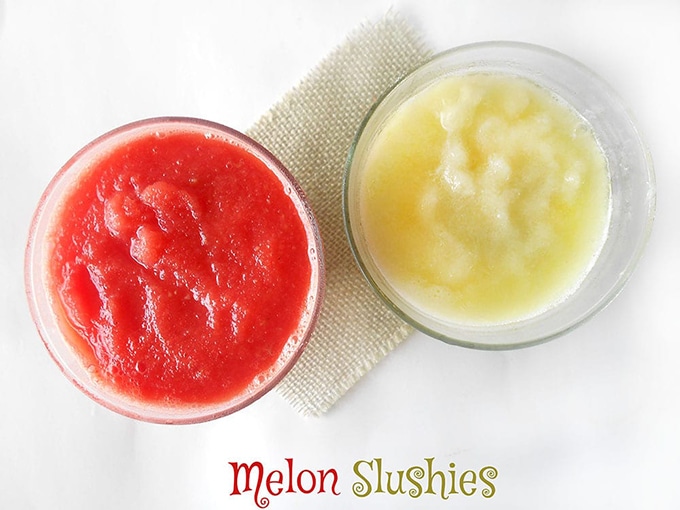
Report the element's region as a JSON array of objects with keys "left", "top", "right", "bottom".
[{"left": 247, "top": 12, "right": 431, "bottom": 416}]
